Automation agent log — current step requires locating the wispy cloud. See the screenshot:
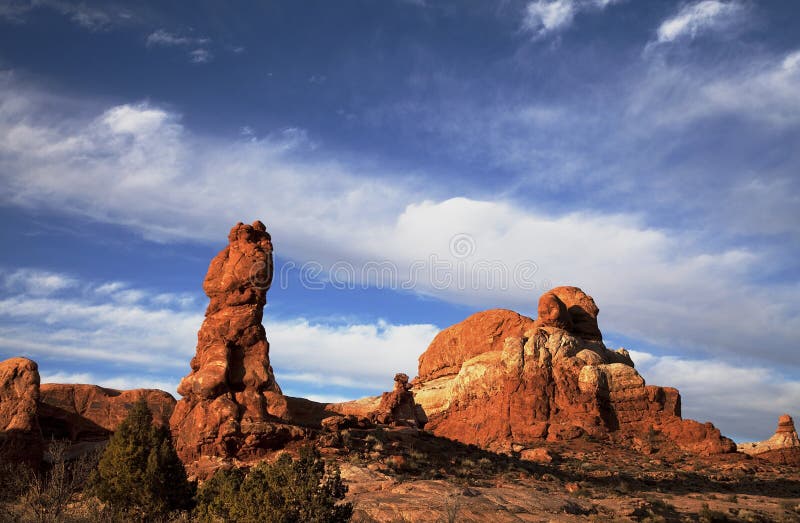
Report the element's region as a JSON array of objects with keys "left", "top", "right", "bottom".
[
  {"left": 0, "top": 0, "right": 122, "bottom": 31},
  {"left": 632, "top": 350, "right": 800, "bottom": 442},
  {"left": 653, "top": 0, "right": 746, "bottom": 45},
  {"left": 522, "top": 0, "right": 622, "bottom": 38},
  {"left": 0, "top": 77, "right": 798, "bottom": 372},
  {"left": 145, "top": 29, "right": 213, "bottom": 63},
  {"left": 0, "top": 268, "right": 437, "bottom": 399},
  {"left": 189, "top": 48, "right": 213, "bottom": 64},
  {"left": 145, "top": 29, "right": 210, "bottom": 48},
  {"left": 631, "top": 48, "right": 800, "bottom": 129},
  {"left": 1, "top": 268, "right": 76, "bottom": 296}
]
